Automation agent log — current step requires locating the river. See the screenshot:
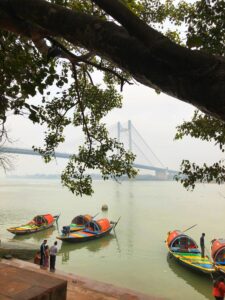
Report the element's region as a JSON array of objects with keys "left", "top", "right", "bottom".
[{"left": 0, "top": 179, "right": 224, "bottom": 299}]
